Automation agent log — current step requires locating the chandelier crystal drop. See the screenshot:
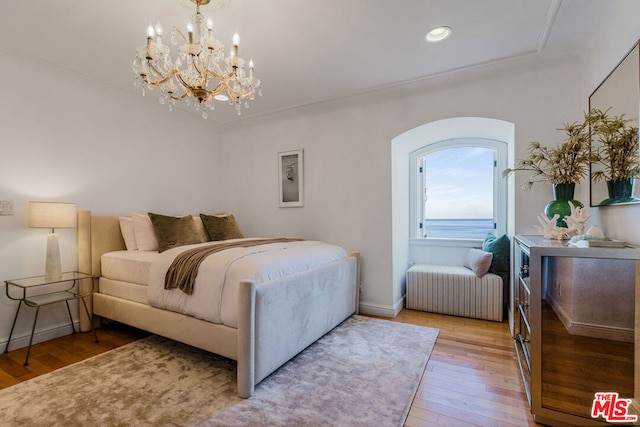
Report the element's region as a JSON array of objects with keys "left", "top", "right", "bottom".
[{"left": 132, "top": 0, "right": 261, "bottom": 118}]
